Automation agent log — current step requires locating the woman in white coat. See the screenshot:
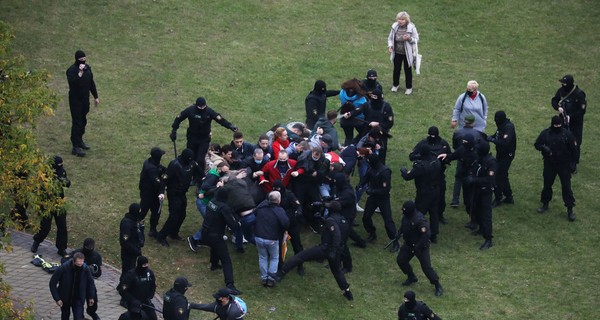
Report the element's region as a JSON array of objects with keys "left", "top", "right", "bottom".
[{"left": 387, "top": 11, "right": 419, "bottom": 95}]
